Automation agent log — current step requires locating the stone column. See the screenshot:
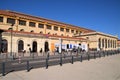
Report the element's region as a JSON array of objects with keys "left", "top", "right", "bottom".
[{"left": 3, "top": 16, "right": 7, "bottom": 24}]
